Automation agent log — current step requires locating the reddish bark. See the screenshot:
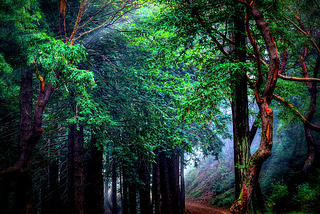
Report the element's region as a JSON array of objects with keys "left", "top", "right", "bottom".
[
  {"left": 59, "top": 0, "right": 67, "bottom": 41},
  {"left": 302, "top": 44, "right": 320, "bottom": 174}
]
